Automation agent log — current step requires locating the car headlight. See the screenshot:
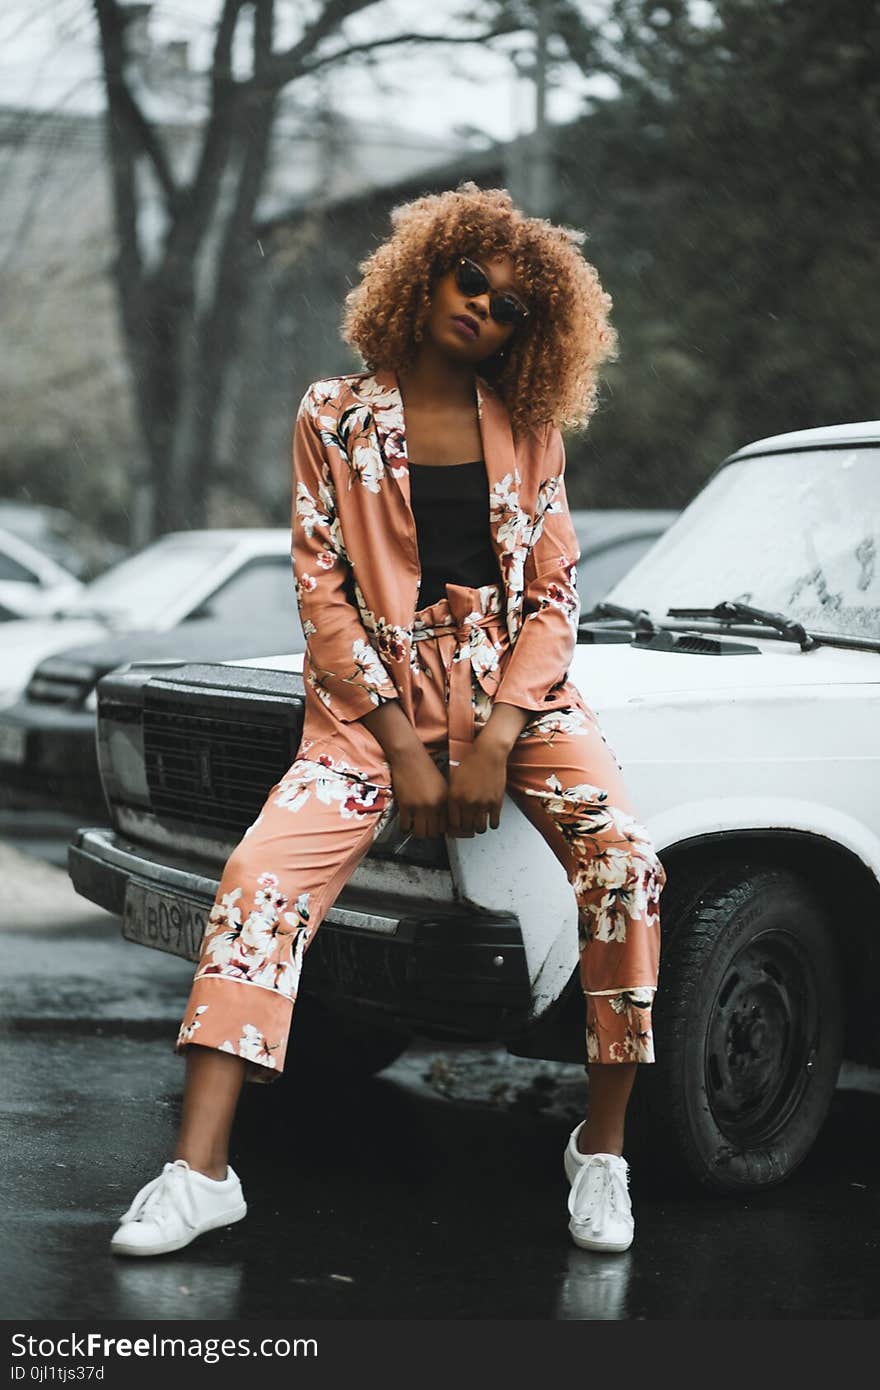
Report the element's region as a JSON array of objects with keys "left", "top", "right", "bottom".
[{"left": 84, "top": 687, "right": 98, "bottom": 712}]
